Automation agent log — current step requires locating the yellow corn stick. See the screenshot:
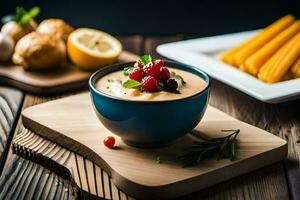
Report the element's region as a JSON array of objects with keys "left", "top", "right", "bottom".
[
  {"left": 258, "top": 35, "right": 298, "bottom": 83},
  {"left": 258, "top": 52, "right": 278, "bottom": 81},
  {"left": 258, "top": 32, "right": 300, "bottom": 83},
  {"left": 239, "top": 64, "right": 247, "bottom": 72},
  {"left": 244, "top": 21, "right": 300, "bottom": 75},
  {"left": 220, "top": 15, "right": 295, "bottom": 67},
  {"left": 258, "top": 35, "right": 294, "bottom": 82},
  {"left": 219, "top": 38, "right": 259, "bottom": 66},
  {"left": 220, "top": 31, "right": 276, "bottom": 67},
  {"left": 290, "top": 56, "right": 300, "bottom": 78},
  {"left": 269, "top": 34, "right": 300, "bottom": 82},
  {"left": 219, "top": 46, "right": 242, "bottom": 66},
  {"left": 233, "top": 15, "right": 295, "bottom": 67}
]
